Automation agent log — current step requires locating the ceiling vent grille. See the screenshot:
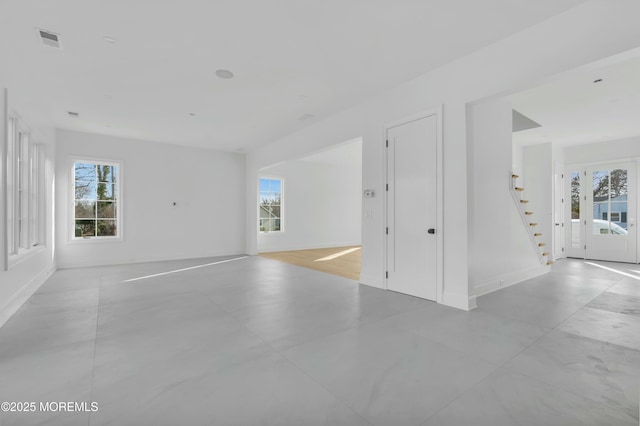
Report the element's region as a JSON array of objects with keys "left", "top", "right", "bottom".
[{"left": 37, "top": 29, "right": 62, "bottom": 49}]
